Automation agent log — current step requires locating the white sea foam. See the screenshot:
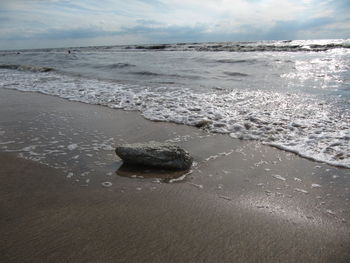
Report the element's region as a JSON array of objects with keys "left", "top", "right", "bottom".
[
  {"left": 326, "top": 209, "right": 336, "bottom": 216},
  {"left": 294, "top": 188, "right": 309, "bottom": 194},
  {"left": 272, "top": 174, "right": 286, "bottom": 181},
  {"left": 67, "top": 143, "right": 78, "bottom": 150},
  {"left": 188, "top": 183, "right": 204, "bottom": 189},
  {"left": 1, "top": 68, "right": 349, "bottom": 168},
  {"left": 101, "top": 181, "right": 112, "bottom": 187},
  {"left": 0, "top": 140, "right": 16, "bottom": 144},
  {"left": 168, "top": 170, "right": 192, "bottom": 183}
]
